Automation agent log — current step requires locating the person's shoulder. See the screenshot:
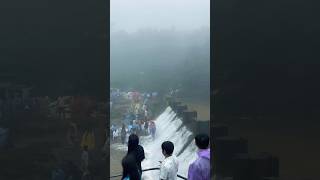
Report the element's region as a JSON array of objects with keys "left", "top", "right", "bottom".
[
  {"left": 189, "top": 159, "right": 197, "bottom": 167},
  {"left": 171, "top": 155, "right": 178, "bottom": 162},
  {"left": 138, "top": 145, "right": 144, "bottom": 150},
  {"left": 163, "top": 157, "right": 176, "bottom": 166},
  {"left": 161, "top": 160, "right": 170, "bottom": 171},
  {"left": 189, "top": 158, "right": 201, "bottom": 170}
]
